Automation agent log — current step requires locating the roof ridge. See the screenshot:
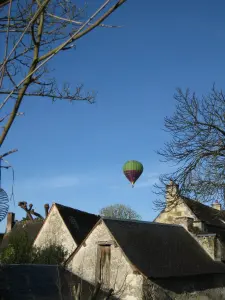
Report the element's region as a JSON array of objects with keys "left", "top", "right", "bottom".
[
  {"left": 181, "top": 196, "right": 225, "bottom": 229},
  {"left": 182, "top": 196, "right": 225, "bottom": 213},
  {"left": 54, "top": 203, "right": 99, "bottom": 217},
  {"left": 102, "top": 217, "right": 181, "bottom": 227}
]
